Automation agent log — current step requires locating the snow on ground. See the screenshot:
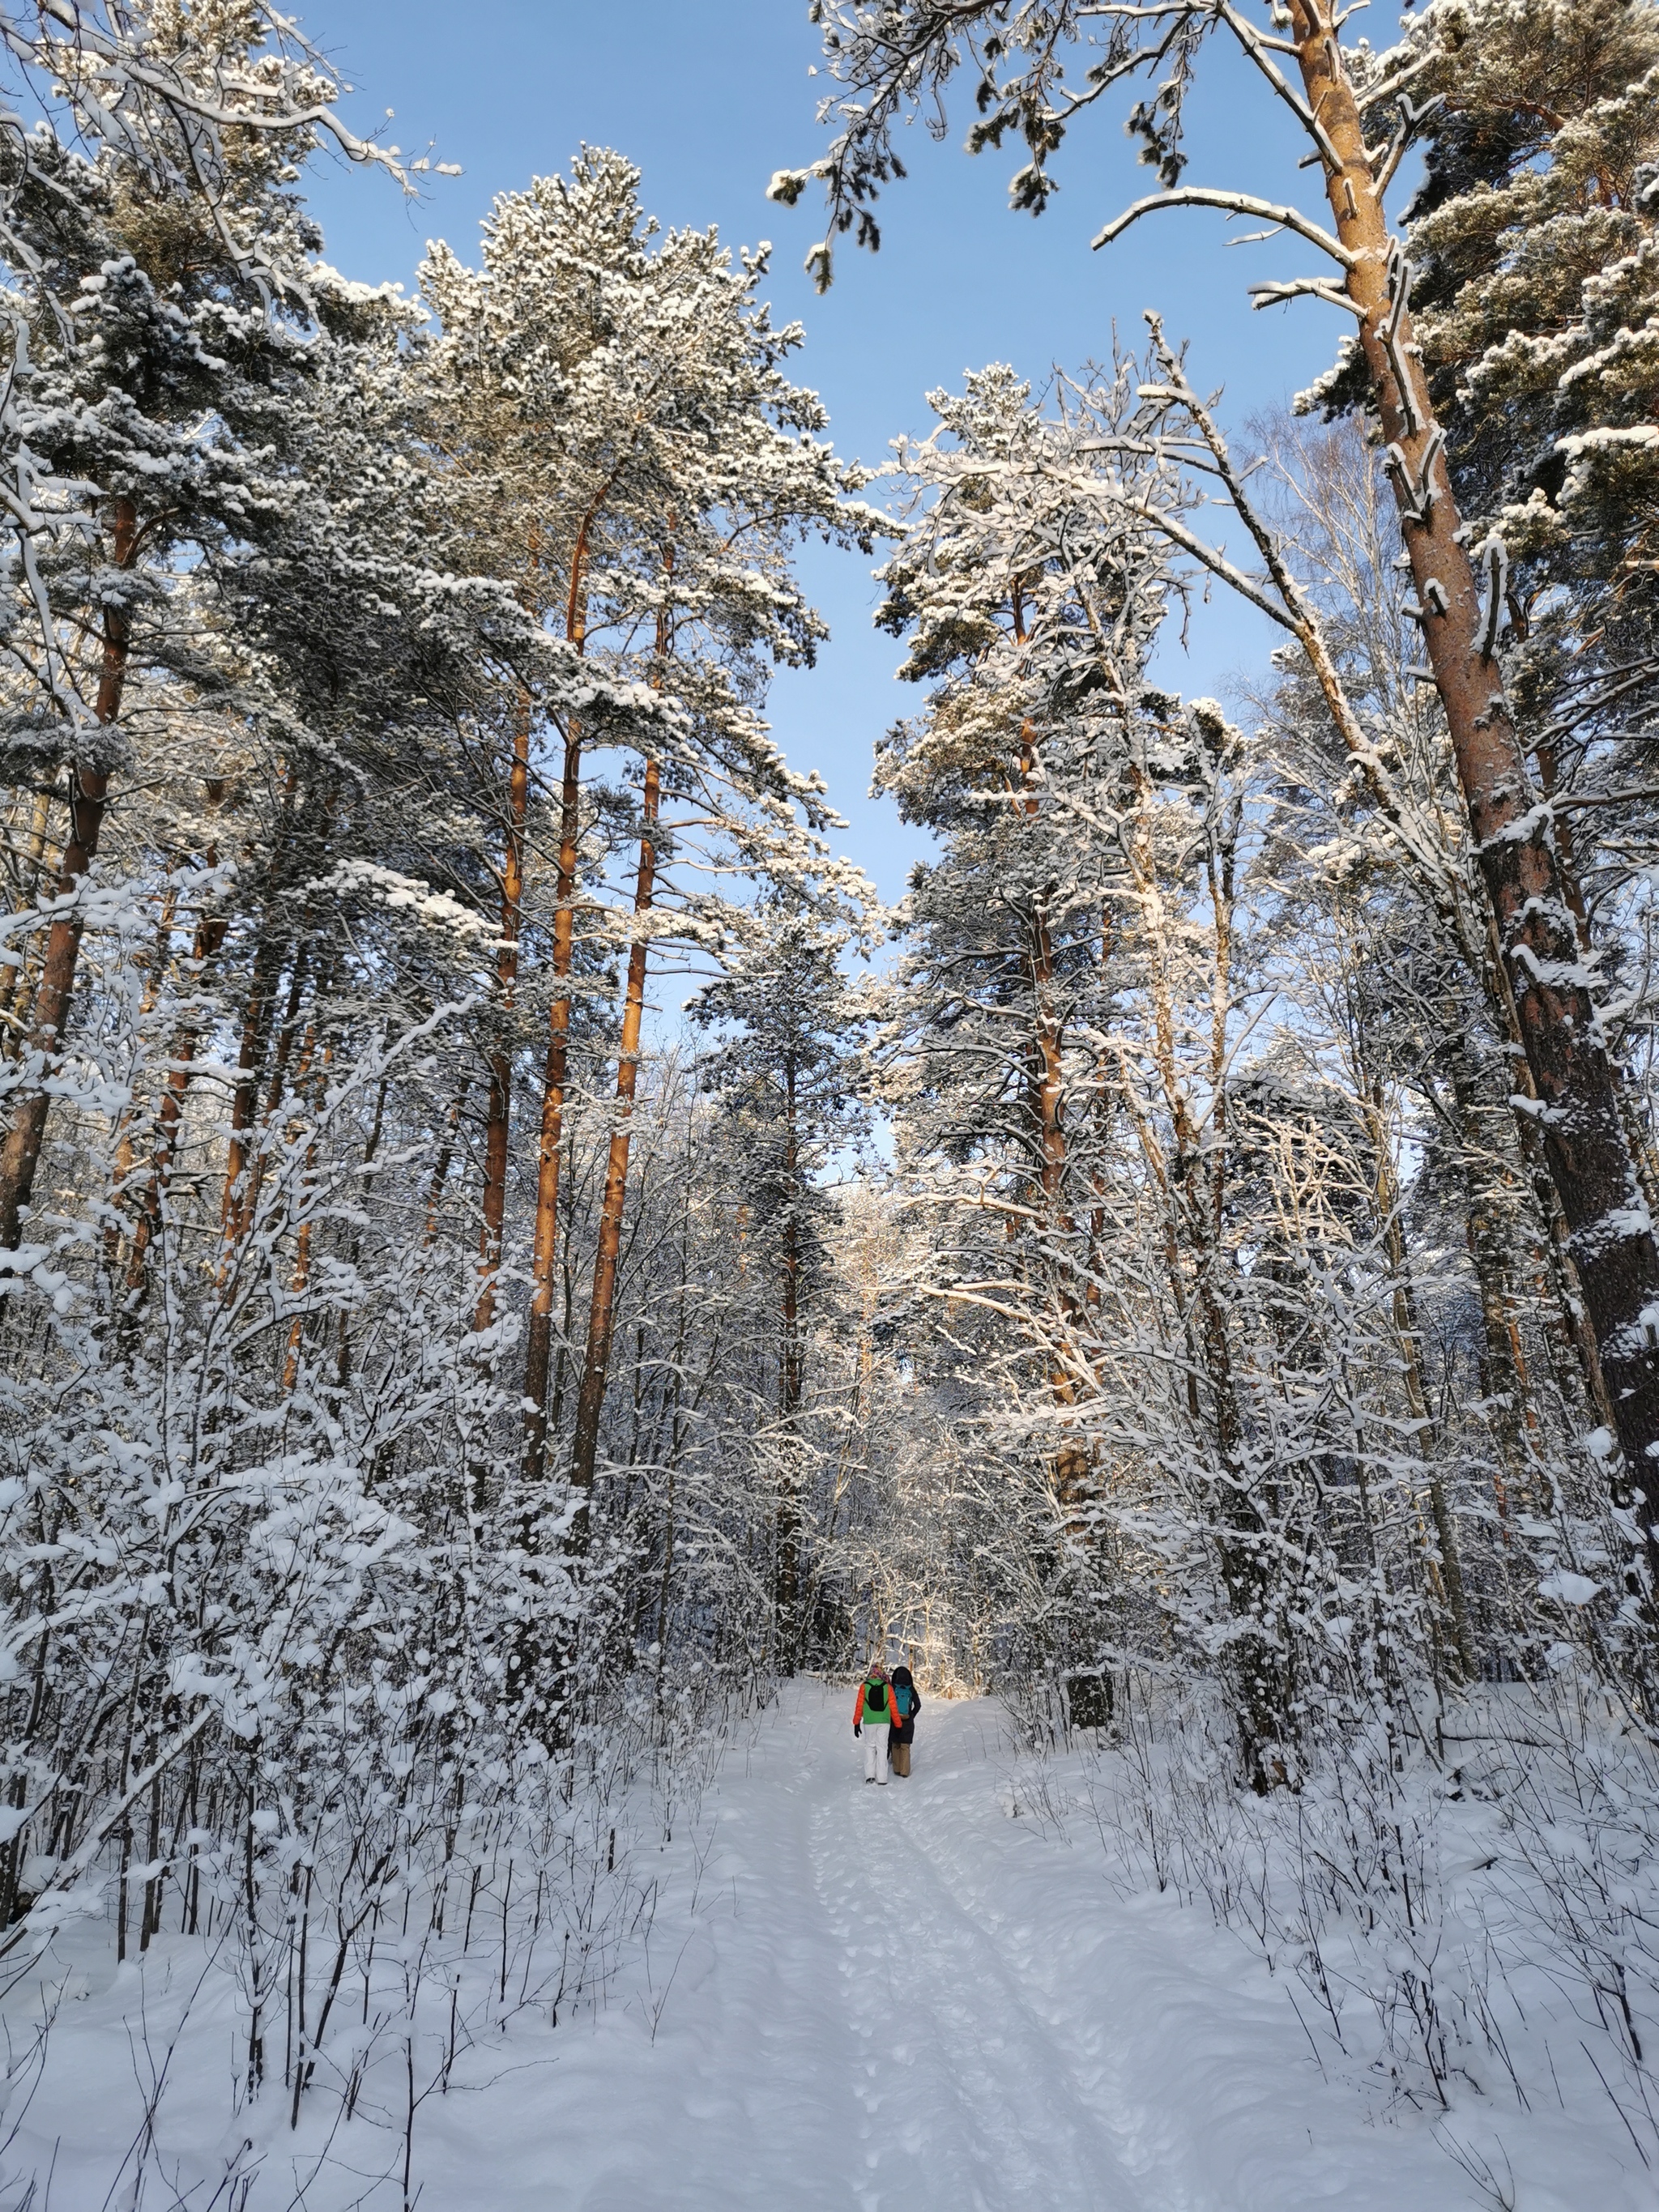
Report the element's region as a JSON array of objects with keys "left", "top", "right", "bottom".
[
  {"left": 5, "top": 1684, "right": 1644, "bottom": 2210},
  {"left": 494, "top": 1685, "right": 1469, "bottom": 2212}
]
